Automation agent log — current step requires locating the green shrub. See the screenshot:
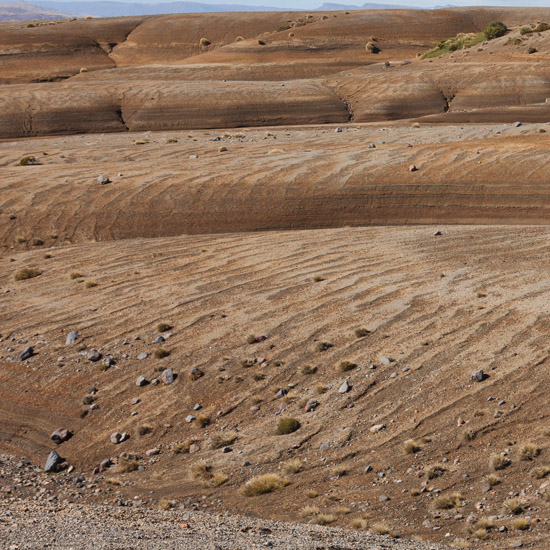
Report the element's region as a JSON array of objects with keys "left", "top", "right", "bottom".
[
  {"left": 520, "top": 26, "right": 533, "bottom": 35},
  {"left": 484, "top": 21, "right": 507, "bottom": 40},
  {"left": 276, "top": 417, "right": 300, "bottom": 435}
]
